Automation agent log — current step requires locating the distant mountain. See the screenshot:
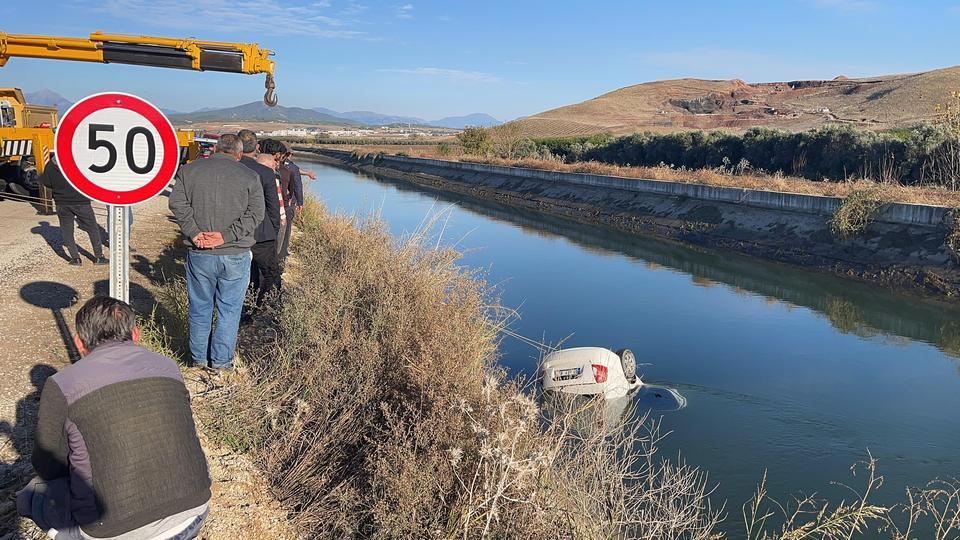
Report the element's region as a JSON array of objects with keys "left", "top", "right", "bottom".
[
  {"left": 319, "top": 109, "right": 426, "bottom": 126},
  {"left": 21, "top": 89, "right": 500, "bottom": 129},
  {"left": 427, "top": 113, "right": 500, "bottom": 129},
  {"left": 170, "top": 101, "right": 352, "bottom": 125},
  {"left": 25, "top": 89, "right": 72, "bottom": 114},
  {"left": 311, "top": 107, "right": 500, "bottom": 128}
]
